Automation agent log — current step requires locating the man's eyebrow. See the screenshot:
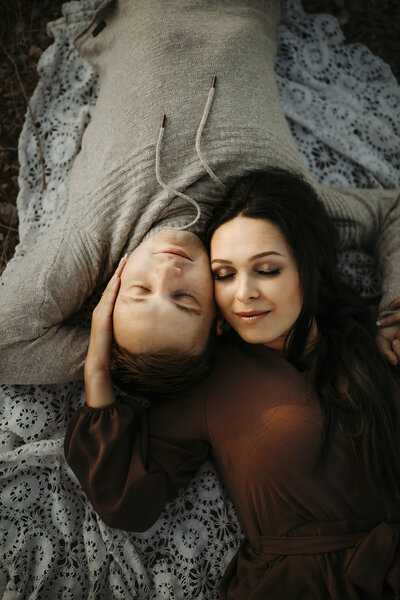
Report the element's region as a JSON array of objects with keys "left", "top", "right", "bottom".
[
  {"left": 211, "top": 251, "right": 284, "bottom": 265},
  {"left": 120, "top": 295, "right": 202, "bottom": 316}
]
